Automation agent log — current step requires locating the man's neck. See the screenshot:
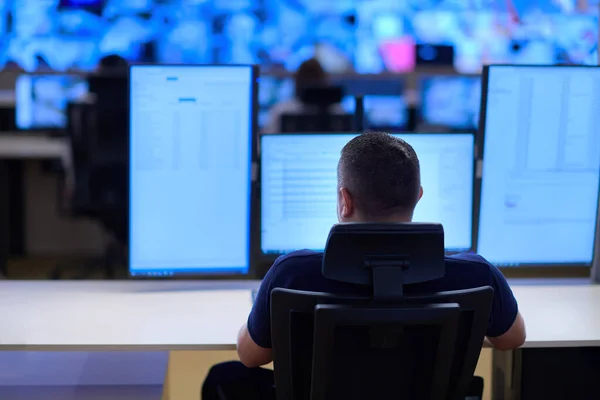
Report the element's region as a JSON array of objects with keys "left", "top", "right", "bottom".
[{"left": 352, "top": 215, "right": 413, "bottom": 224}]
